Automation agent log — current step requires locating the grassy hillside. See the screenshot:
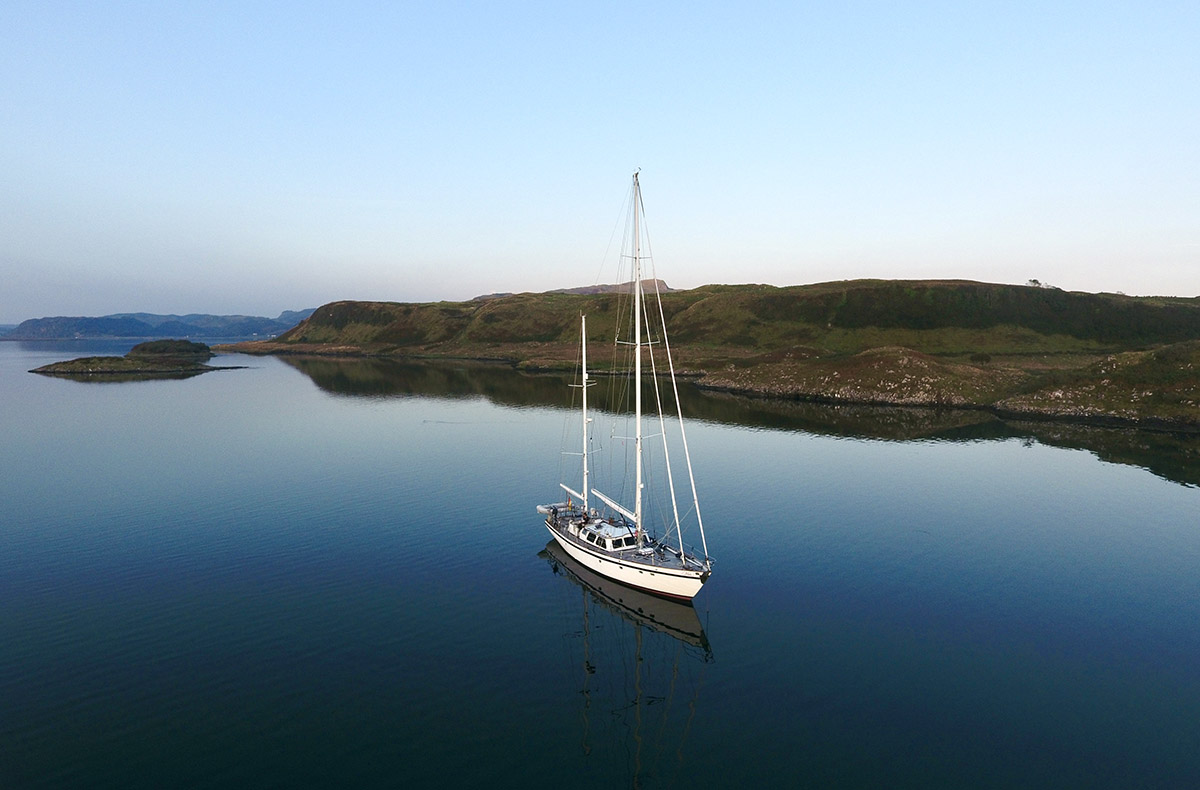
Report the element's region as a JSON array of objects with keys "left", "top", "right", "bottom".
[
  {"left": 272, "top": 280, "right": 1200, "bottom": 355},
  {"left": 228, "top": 280, "right": 1200, "bottom": 430}
]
